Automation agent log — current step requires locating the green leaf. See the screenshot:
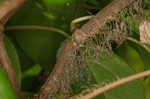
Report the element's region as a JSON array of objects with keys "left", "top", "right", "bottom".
[
  {"left": 116, "top": 42, "right": 145, "bottom": 73},
  {"left": 127, "top": 40, "right": 150, "bottom": 70},
  {"left": 87, "top": 53, "right": 145, "bottom": 99},
  {"left": 7, "top": 0, "right": 65, "bottom": 70},
  {"left": 4, "top": 36, "right": 21, "bottom": 83},
  {"left": 0, "top": 68, "right": 17, "bottom": 99},
  {"left": 22, "top": 64, "right": 42, "bottom": 79}
]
